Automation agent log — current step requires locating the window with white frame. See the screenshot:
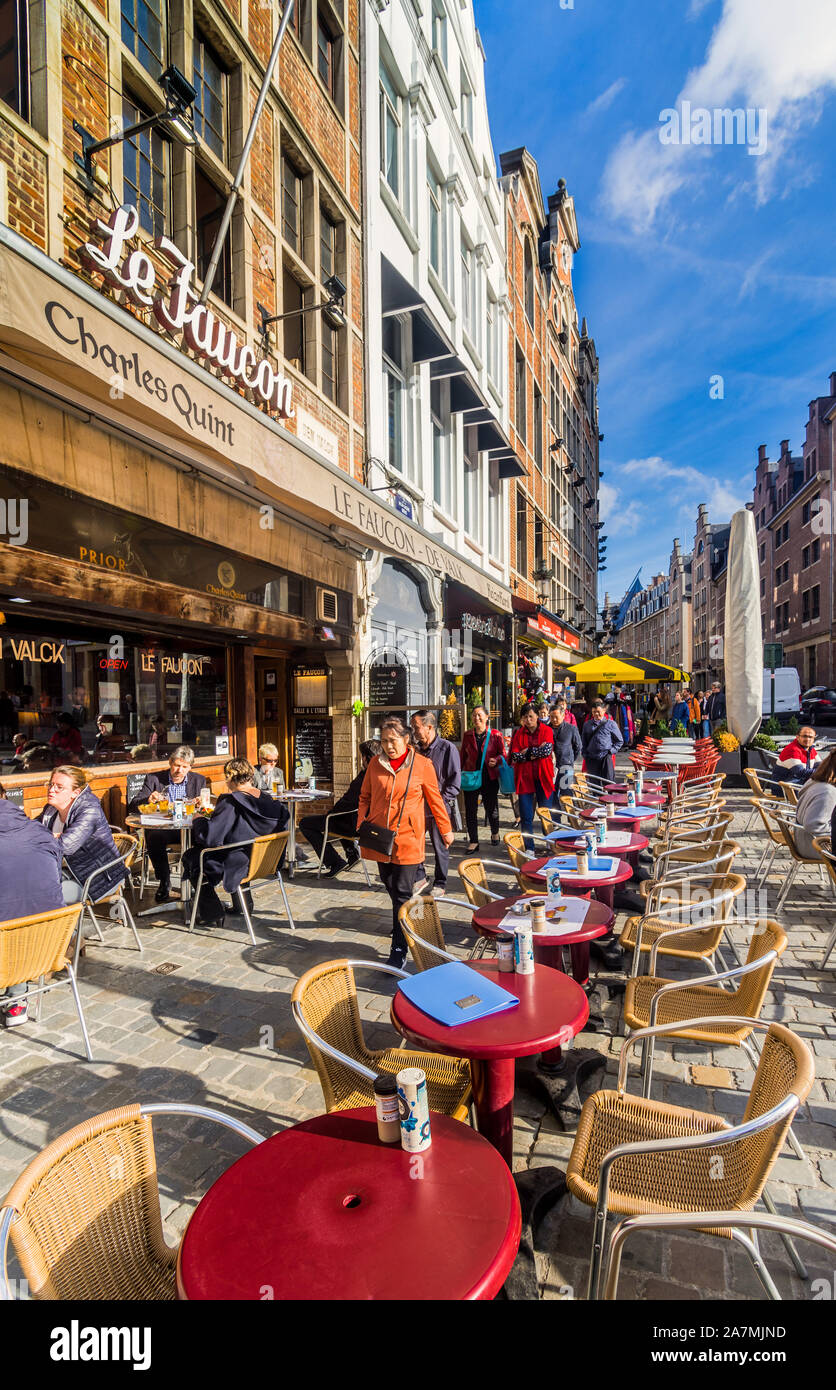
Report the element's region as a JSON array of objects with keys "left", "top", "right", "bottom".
[
  {"left": 488, "top": 461, "right": 503, "bottom": 557},
  {"left": 431, "top": 379, "right": 452, "bottom": 515},
  {"left": 383, "top": 317, "right": 406, "bottom": 477},
  {"left": 460, "top": 63, "right": 473, "bottom": 139},
  {"left": 461, "top": 237, "right": 472, "bottom": 337},
  {"left": 428, "top": 165, "right": 443, "bottom": 279},
  {"left": 380, "top": 63, "right": 403, "bottom": 204},
  {"left": 463, "top": 429, "right": 482, "bottom": 543},
  {"left": 486, "top": 294, "right": 497, "bottom": 384},
  {"left": 431, "top": 0, "right": 447, "bottom": 67}
]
